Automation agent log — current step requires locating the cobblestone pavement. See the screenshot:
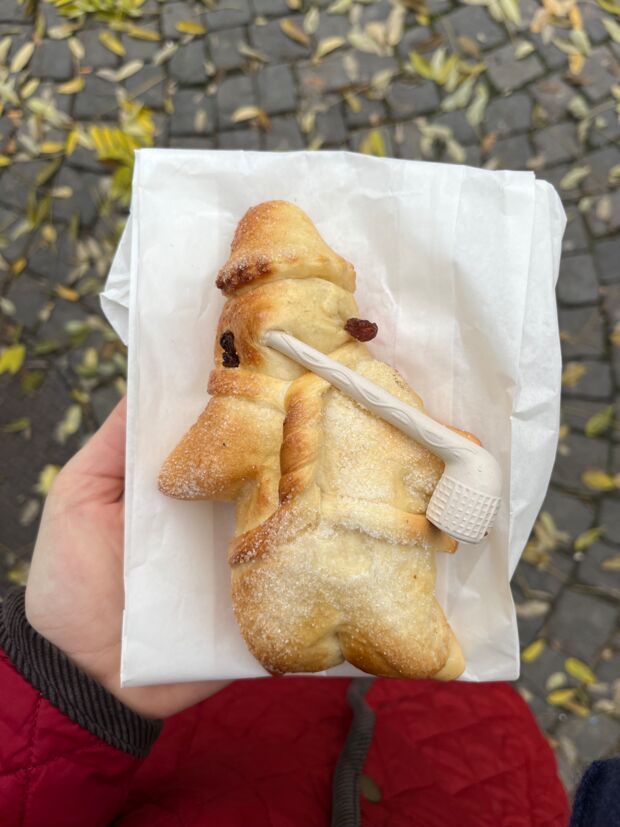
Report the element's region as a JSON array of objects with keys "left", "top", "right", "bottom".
[{"left": 1, "top": 0, "right": 619, "bottom": 794}]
